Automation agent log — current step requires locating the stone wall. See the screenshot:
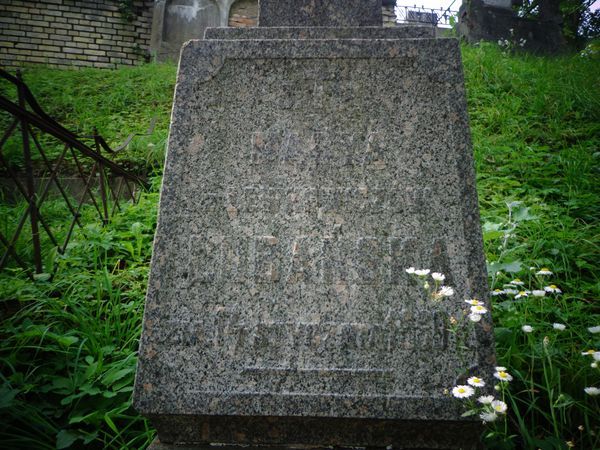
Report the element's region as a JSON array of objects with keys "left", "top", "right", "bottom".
[{"left": 0, "top": 0, "right": 154, "bottom": 70}]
